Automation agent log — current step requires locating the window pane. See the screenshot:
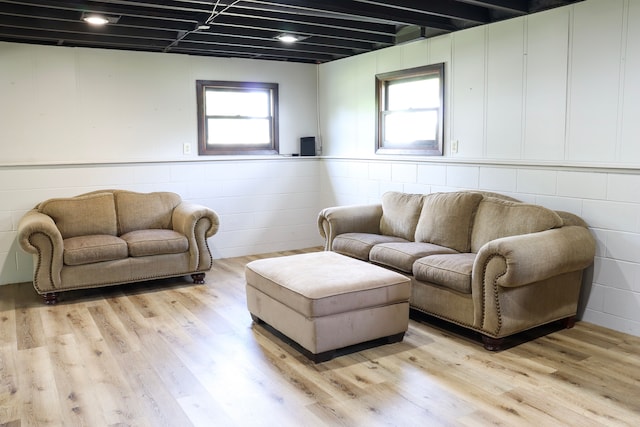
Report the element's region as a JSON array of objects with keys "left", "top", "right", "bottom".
[
  {"left": 387, "top": 78, "right": 440, "bottom": 110},
  {"left": 384, "top": 110, "right": 437, "bottom": 144},
  {"left": 207, "top": 118, "right": 271, "bottom": 145},
  {"left": 205, "top": 90, "right": 270, "bottom": 117}
]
